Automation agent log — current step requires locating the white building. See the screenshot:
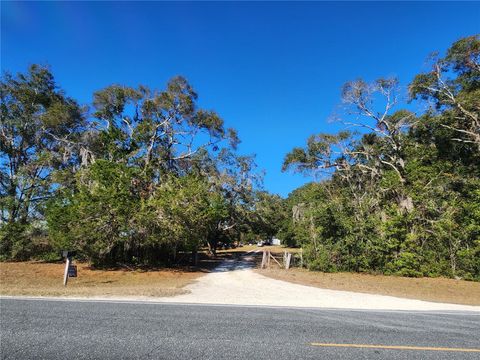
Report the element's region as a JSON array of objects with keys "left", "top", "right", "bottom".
[{"left": 271, "top": 238, "right": 281, "bottom": 245}]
